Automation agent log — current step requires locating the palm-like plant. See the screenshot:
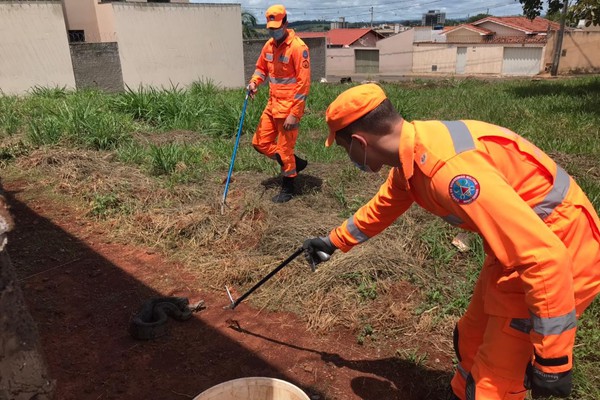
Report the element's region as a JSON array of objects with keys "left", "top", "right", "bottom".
[{"left": 242, "top": 10, "right": 259, "bottom": 39}]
